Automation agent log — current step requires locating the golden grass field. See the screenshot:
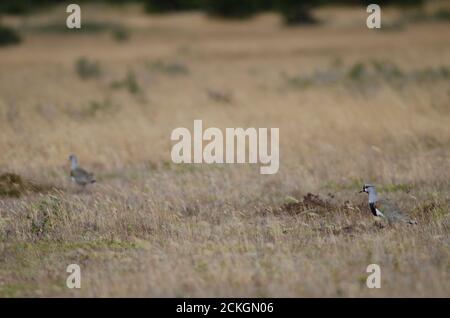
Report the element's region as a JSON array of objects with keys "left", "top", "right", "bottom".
[{"left": 0, "top": 3, "right": 449, "bottom": 297}]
